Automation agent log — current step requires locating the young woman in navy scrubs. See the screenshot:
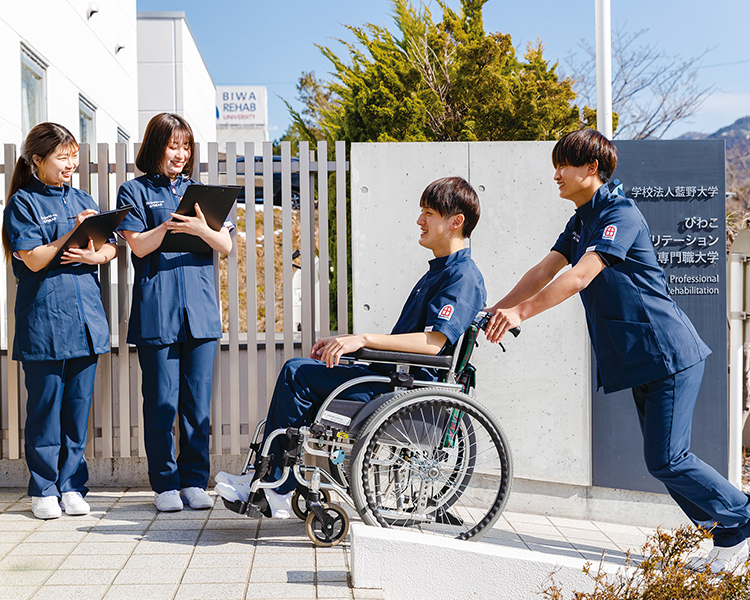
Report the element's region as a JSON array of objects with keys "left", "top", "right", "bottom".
[
  {"left": 485, "top": 128, "right": 750, "bottom": 573},
  {"left": 116, "top": 113, "right": 232, "bottom": 512},
  {"left": 3, "top": 122, "right": 116, "bottom": 520}
]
